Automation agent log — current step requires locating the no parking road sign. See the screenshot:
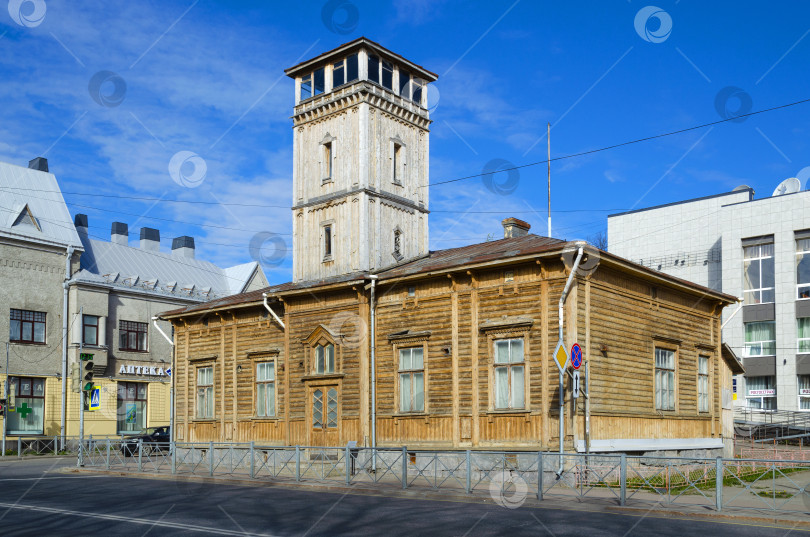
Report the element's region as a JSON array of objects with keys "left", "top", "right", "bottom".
[{"left": 571, "top": 343, "right": 582, "bottom": 370}]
